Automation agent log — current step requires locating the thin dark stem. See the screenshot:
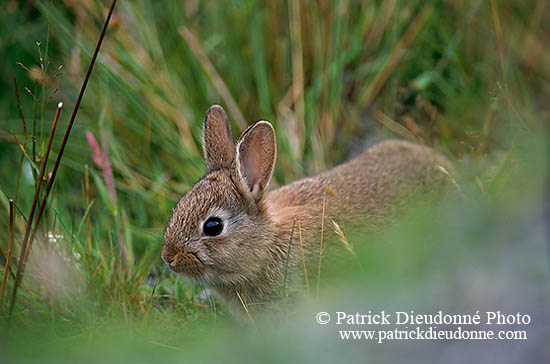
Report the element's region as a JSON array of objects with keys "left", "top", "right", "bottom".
[
  {"left": 14, "top": 151, "right": 25, "bottom": 205},
  {"left": 0, "top": 200, "right": 14, "bottom": 303},
  {"left": 14, "top": 75, "right": 28, "bottom": 205},
  {"left": 31, "top": 82, "right": 37, "bottom": 182},
  {"left": 13, "top": 76, "right": 28, "bottom": 138},
  {"left": 8, "top": 0, "right": 118, "bottom": 318}
]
